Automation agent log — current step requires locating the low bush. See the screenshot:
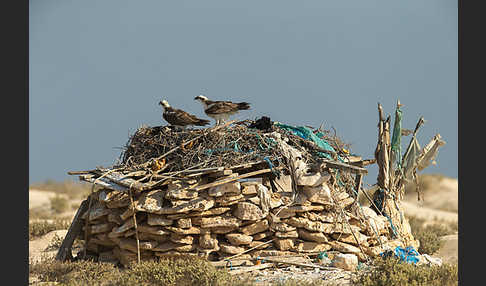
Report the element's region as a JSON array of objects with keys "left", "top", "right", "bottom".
[
  {"left": 354, "top": 256, "right": 458, "bottom": 286},
  {"left": 29, "top": 219, "right": 71, "bottom": 240}
]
